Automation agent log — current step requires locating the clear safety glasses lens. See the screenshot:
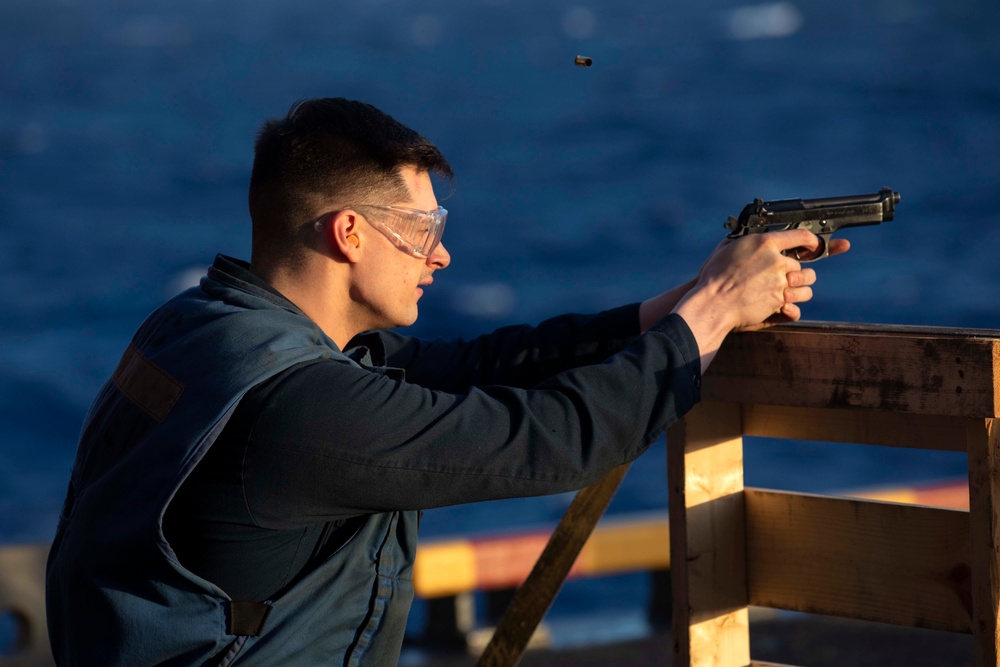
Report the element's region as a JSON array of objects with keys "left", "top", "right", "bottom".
[{"left": 354, "top": 205, "right": 447, "bottom": 258}]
